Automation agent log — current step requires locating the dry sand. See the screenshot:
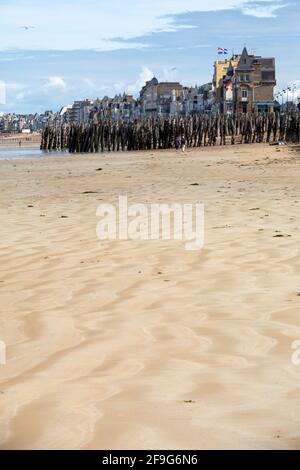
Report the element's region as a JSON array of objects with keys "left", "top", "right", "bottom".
[{"left": 0, "top": 144, "right": 300, "bottom": 450}]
